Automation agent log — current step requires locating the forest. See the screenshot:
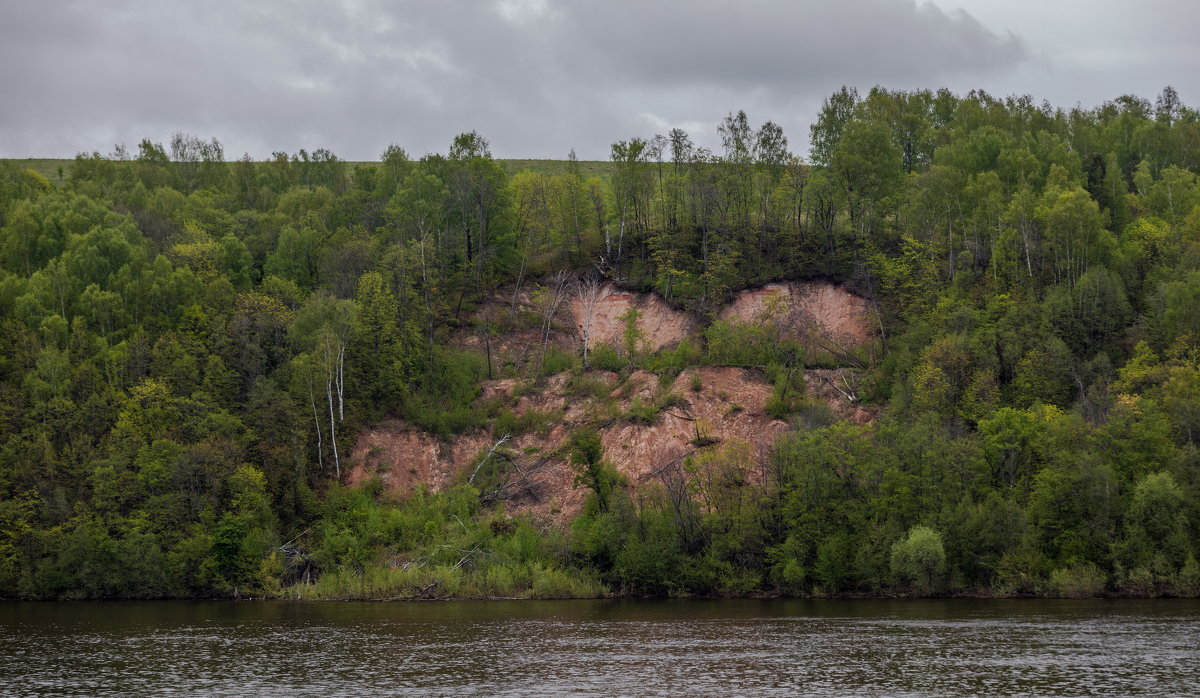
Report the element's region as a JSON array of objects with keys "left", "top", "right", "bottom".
[{"left": 1, "top": 85, "right": 1199, "bottom": 600}]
